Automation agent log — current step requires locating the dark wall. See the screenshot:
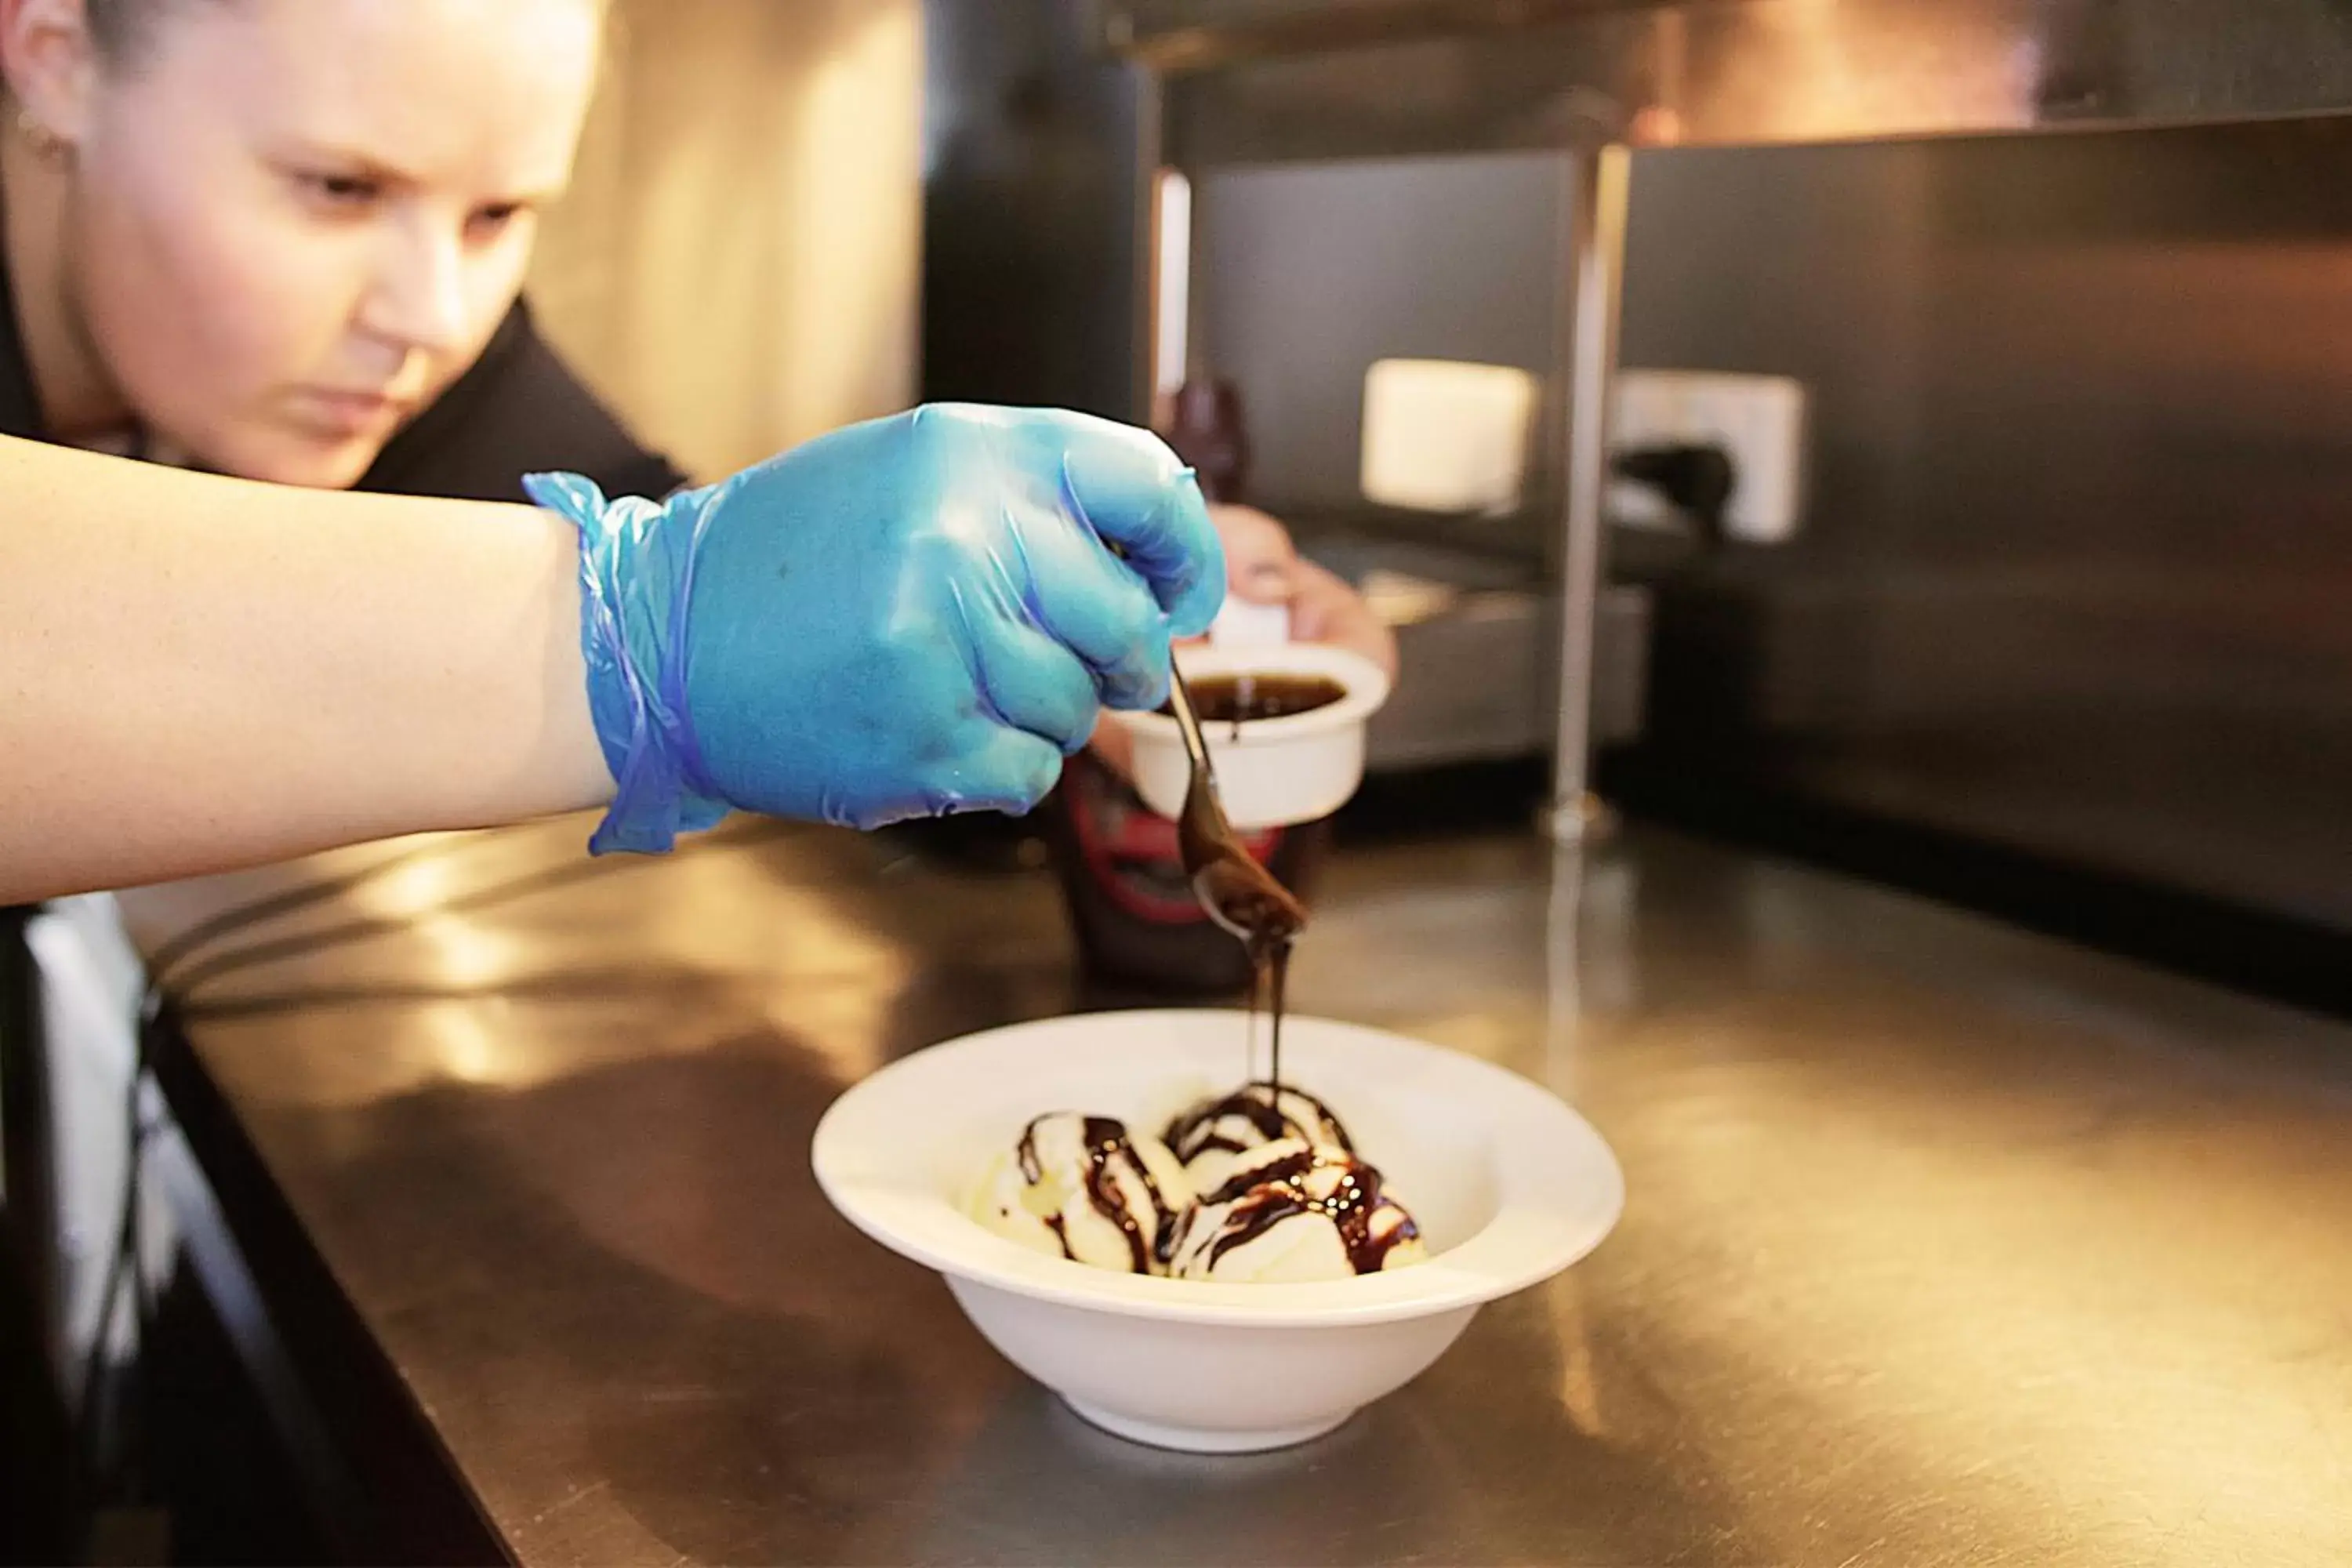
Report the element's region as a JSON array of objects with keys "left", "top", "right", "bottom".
[
  {"left": 1617, "top": 118, "right": 2352, "bottom": 934},
  {"left": 922, "top": 0, "right": 1145, "bottom": 421},
  {"left": 1192, "top": 153, "right": 1565, "bottom": 522}
]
